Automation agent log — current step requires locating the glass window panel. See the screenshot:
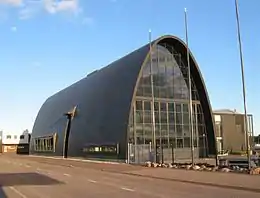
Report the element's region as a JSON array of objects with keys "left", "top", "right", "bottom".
[
  {"left": 136, "top": 129, "right": 143, "bottom": 137},
  {"left": 154, "top": 102, "right": 159, "bottom": 111},
  {"left": 215, "top": 123, "right": 222, "bottom": 137},
  {"left": 183, "top": 113, "right": 189, "bottom": 125},
  {"left": 136, "top": 124, "right": 143, "bottom": 131},
  {"left": 136, "top": 101, "right": 142, "bottom": 110},
  {"left": 166, "top": 67, "right": 174, "bottom": 85},
  {"left": 184, "top": 137, "right": 191, "bottom": 148},
  {"left": 169, "top": 124, "right": 175, "bottom": 132},
  {"left": 143, "top": 76, "right": 150, "bottom": 85},
  {"left": 138, "top": 77, "right": 144, "bottom": 86},
  {"left": 183, "top": 125, "right": 190, "bottom": 137},
  {"left": 158, "top": 62, "right": 166, "bottom": 75},
  {"left": 167, "top": 87, "right": 174, "bottom": 98},
  {"left": 197, "top": 113, "right": 204, "bottom": 125},
  {"left": 168, "top": 112, "right": 175, "bottom": 123},
  {"left": 161, "top": 124, "right": 167, "bottom": 131},
  {"left": 135, "top": 111, "right": 143, "bottom": 123},
  {"left": 144, "top": 101, "right": 151, "bottom": 110},
  {"left": 34, "top": 136, "right": 54, "bottom": 152},
  {"left": 153, "top": 74, "right": 160, "bottom": 86},
  {"left": 144, "top": 111, "right": 151, "bottom": 123},
  {"left": 155, "top": 111, "right": 159, "bottom": 123},
  {"left": 161, "top": 138, "right": 168, "bottom": 146},
  {"left": 193, "top": 138, "right": 198, "bottom": 147},
  {"left": 160, "top": 102, "right": 167, "bottom": 111},
  {"left": 136, "top": 86, "right": 143, "bottom": 96},
  {"left": 193, "top": 113, "right": 197, "bottom": 124},
  {"left": 168, "top": 103, "right": 175, "bottom": 112},
  {"left": 169, "top": 130, "right": 175, "bottom": 137},
  {"left": 154, "top": 86, "right": 160, "bottom": 97},
  {"left": 143, "top": 86, "right": 152, "bottom": 97},
  {"left": 183, "top": 104, "right": 189, "bottom": 113},
  {"left": 159, "top": 88, "right": 167, "bottom": 98},
  {"left": 176, "top": 113, "right": 182, "bottom": 124},
  {"left": 198, "top": 125, "right": 205, "bottom": 136},
  {"left": 192, "top": 104, "right": 196, "bottom": 114},
  {"left": 144, "top": 124, "right": 152, "bottom": 138},
  {"left": 129, "top": 107, "right": 134, "bottom": 125},
  {"left": 155, "top": 126, "right": 160, "bottom": 136},
  {"left": 192, "top": 91, "right": 198, "bottom": 100},
  {"left": 160, "top": 112, "right": 167, "bottom": 123},
  {"left": 177, "top": 139, "right": 183, "bottom": 148},
  {"left": 142, "top": 64, "right": 150, "bottom": 78},
  {"left": 170, "top": 138, "right": 176, "bottom": 148},
  {"left": 176, "top": 125, "right": 182, "bottom": 136},
  {"left": 132, "top": 44, "right": 202, "bottom": 148},
  {"left": 143, "top": 124, "right": 152, "bottom": 131},
  {"left": 176, "top": 103, "right": 182, "bottom": 112},
  {"left": 197, "top": 104, "right": 202, "bottom": 114}
]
